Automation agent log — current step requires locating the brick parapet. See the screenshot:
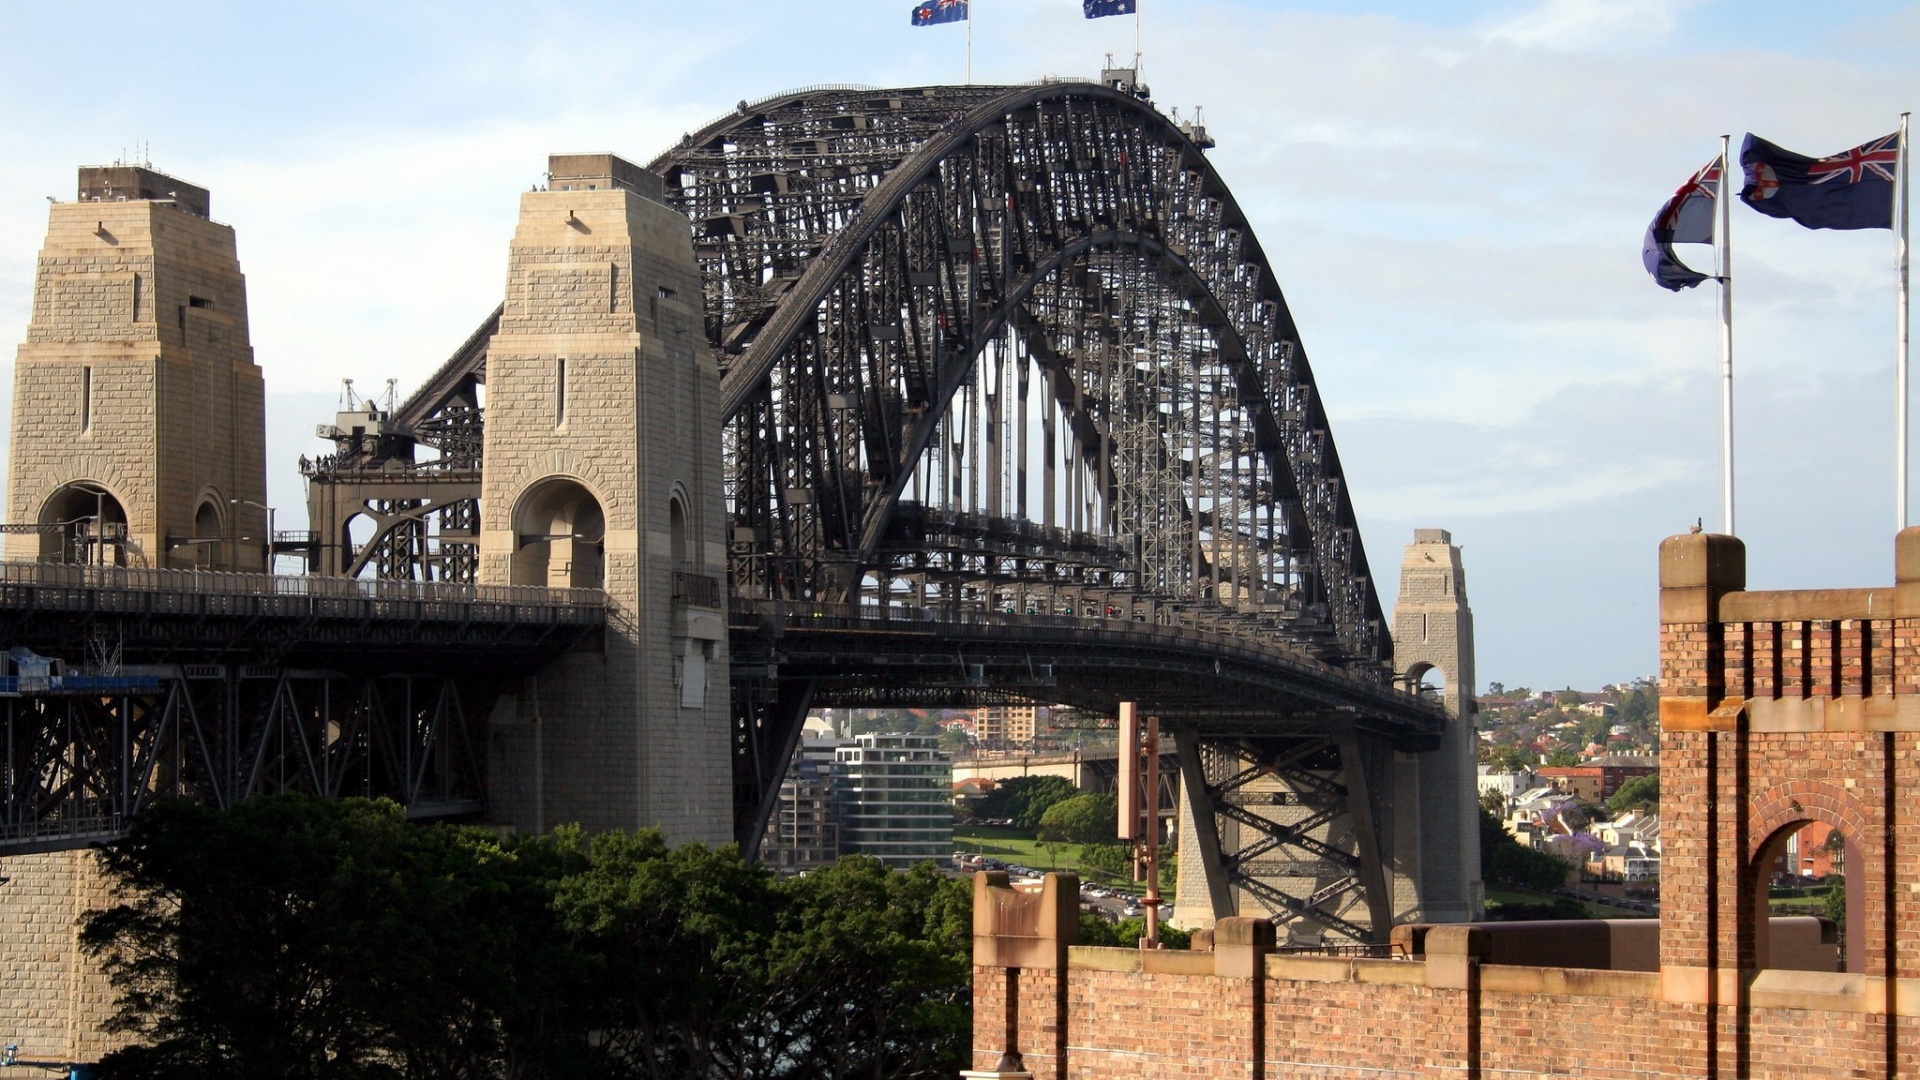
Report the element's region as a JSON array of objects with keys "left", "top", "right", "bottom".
[
  {"left": 972, "top": 529, "right": 1920, "bottom": 1076},
  {"left": 969, "top": 945, "right": 1920, "bottom": 1077}
]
